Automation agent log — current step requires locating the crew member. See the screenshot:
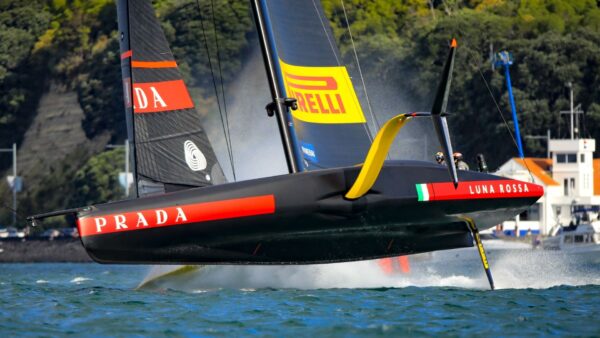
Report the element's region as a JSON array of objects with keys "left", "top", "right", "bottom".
[
  {"left": 453, "top": 152, "right": 469, "bottom": 171},
  {"left": 435, "top": 151, "right": 445, "bottom": 165}
]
